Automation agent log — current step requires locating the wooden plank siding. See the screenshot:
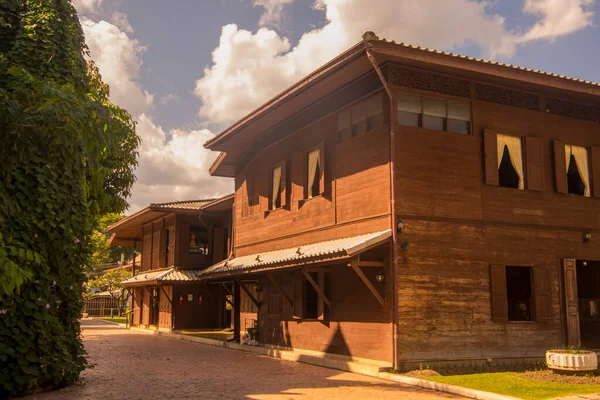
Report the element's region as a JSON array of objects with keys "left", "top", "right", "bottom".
[{"left": 393, "top": 91, "right": 600, "bottom": 362}]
